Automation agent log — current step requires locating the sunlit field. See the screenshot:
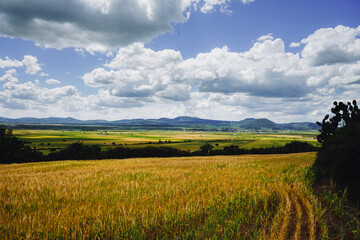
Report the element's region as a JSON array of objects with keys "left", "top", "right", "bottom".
[
  {"left": 0, "top": 152, "right": 331, "bottom": 239},
  {"left": 13, "top": 129, "right": 319, "bottom": 154}
]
